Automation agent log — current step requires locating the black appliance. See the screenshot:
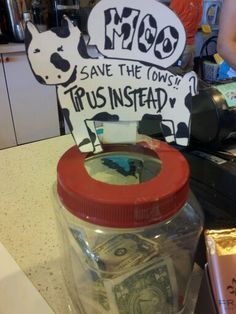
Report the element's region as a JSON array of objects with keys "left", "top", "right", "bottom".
[
  {"left": 184, "top": 79, "right": 236, "bottom": 229},
  {"left": 0, "top": 0, "right": 10, "bottom": 43},
  {"left": 191, "top": 79, "right": 236, "bottom": 149},
  {"left": 49, "top": 0, "right": 80, "bottom": 28},
  {"left": 182, "top": 145, "right": 236, "bottom": 229},
  {"left": 48, "top": 0, "right": 99, "bottom": 34},
  {"left": 139, "top": 78, "right": 236, "bottom": 230}
]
